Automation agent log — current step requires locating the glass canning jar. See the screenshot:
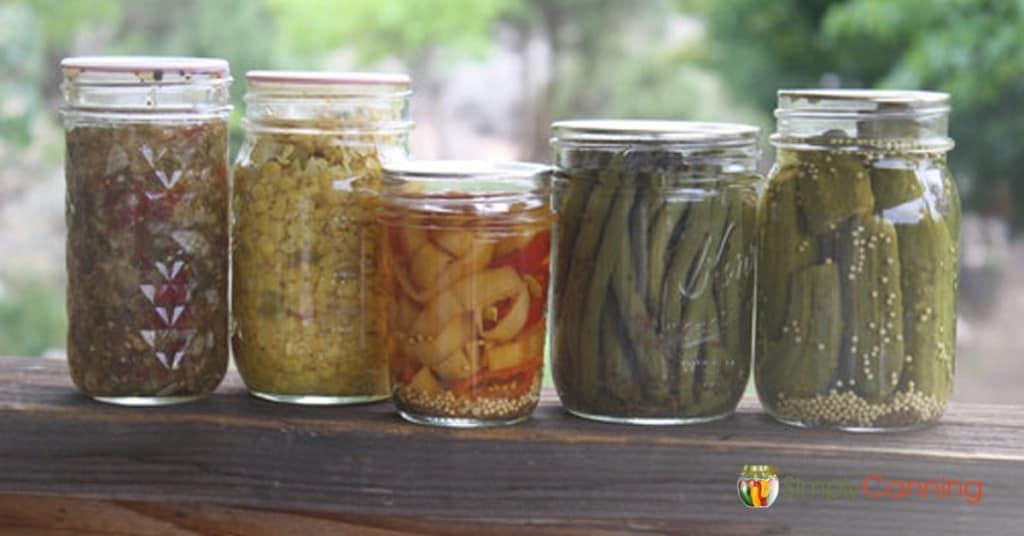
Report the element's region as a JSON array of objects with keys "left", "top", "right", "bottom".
[
  {"left": 231, "top": 71, "right": 412, "bottom": 405},
  {"left": 755, "top": 89, "right": 959, "bottom": 431},
  {"left": 550, "top": 120, "right": 762, "bottom": 424},
  {"left": 60, "top": 56, "right": 232, "bottom": 405},
  {"left": 378, "top": 161, "right": 553, "bottom": 427}
]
